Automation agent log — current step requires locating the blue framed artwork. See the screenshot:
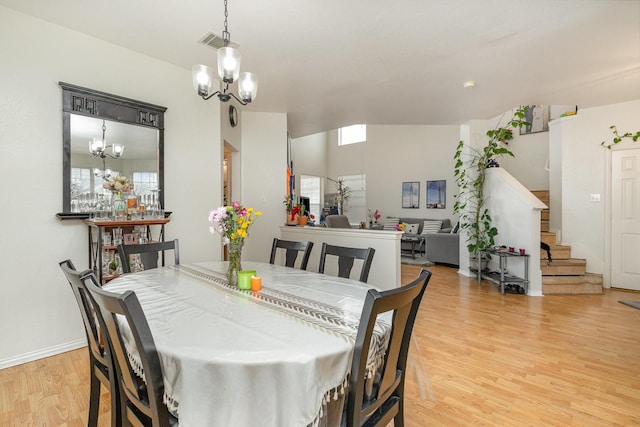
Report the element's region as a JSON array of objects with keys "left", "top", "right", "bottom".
[
  {"left": 426, "top": 180, "right": 446, "bottom": 209},
  {"left": 402, "top": 182, "right": 419, "bottom": 208}
]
